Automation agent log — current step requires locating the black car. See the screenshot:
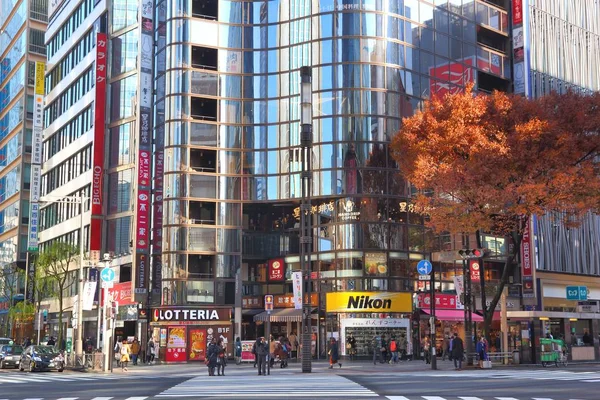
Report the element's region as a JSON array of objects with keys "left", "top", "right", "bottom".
[
  {"left": 0, "top": 345, "right": 23, "bottom": 369},
  {"left": 18, "top": 345, "right": 63, "bottom": 372}
]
